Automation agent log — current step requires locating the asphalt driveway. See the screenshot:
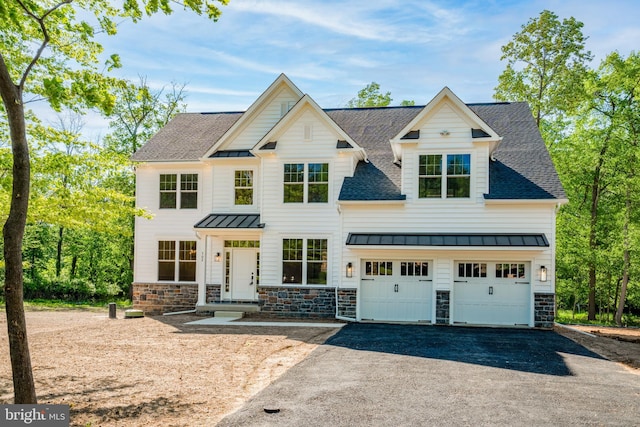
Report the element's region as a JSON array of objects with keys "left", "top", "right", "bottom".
[{"left": 218, "top": 324, "right": 640, "bottom": 426}]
